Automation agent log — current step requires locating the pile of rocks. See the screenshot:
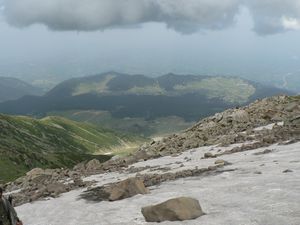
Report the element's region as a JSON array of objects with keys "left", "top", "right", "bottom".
[
  {"left": 5, "top": 167, "right": 89, "bottom": 206},
  {"left": 138, "top": 95, "right": 300, "bottom": 157}
]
